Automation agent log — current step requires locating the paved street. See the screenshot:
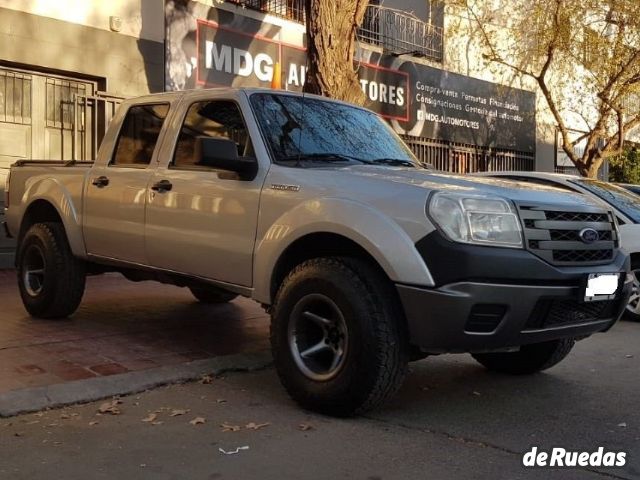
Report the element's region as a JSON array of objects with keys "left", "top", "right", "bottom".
[
  {"left": 0, "top": 316, "right": 638, "bottom": 478},
  {"left": 0, "top": 270, "right": 638, "bottom": 479}
]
